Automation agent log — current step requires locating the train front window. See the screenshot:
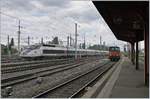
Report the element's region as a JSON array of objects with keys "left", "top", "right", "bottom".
[
  {"left": 115, "top": 47, "right": 120, "bottom": 51},
  {"left": 109, "top": 47, "right": 120, "bottom": 51}
]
